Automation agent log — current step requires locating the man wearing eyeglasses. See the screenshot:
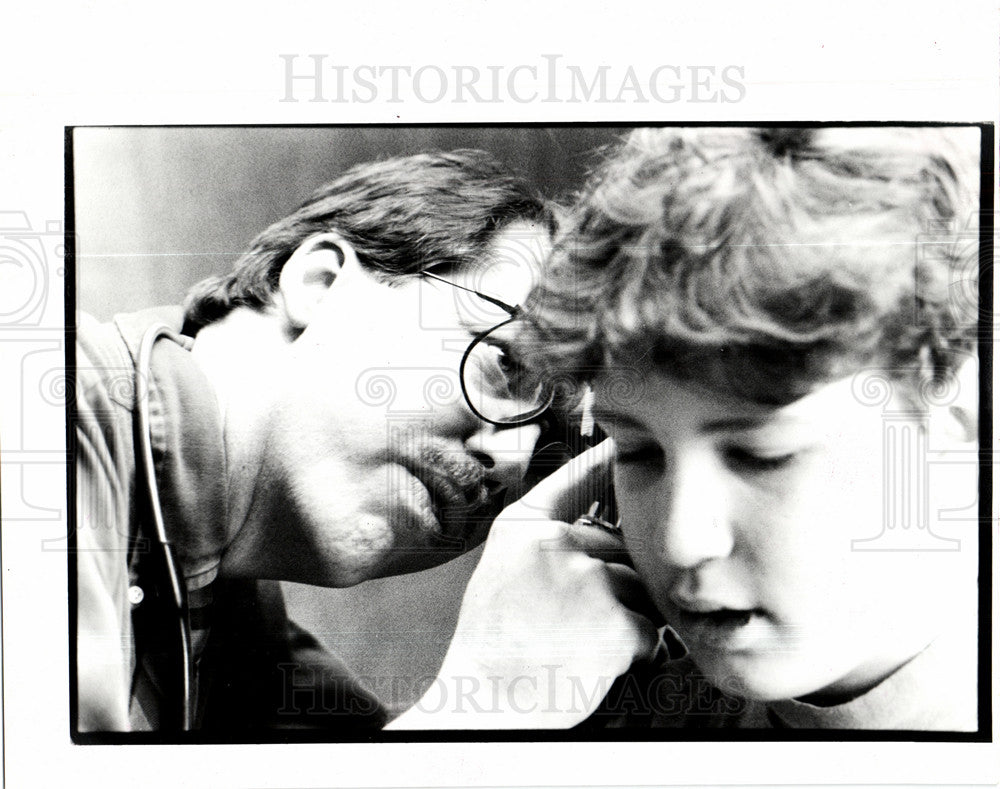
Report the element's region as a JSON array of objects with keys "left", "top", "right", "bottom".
[{"left": 76, "top": 150, "right": 567, "bottom": 732}]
